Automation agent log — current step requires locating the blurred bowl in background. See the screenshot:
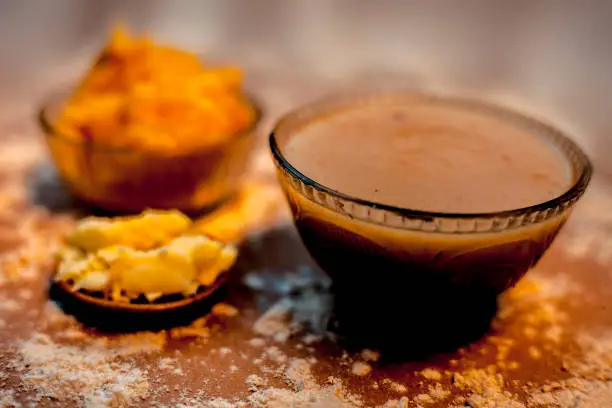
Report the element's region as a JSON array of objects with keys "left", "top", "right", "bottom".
[{"left": 39, "top": 88, "right": 261, "bottom": 214}]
